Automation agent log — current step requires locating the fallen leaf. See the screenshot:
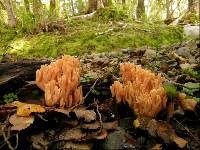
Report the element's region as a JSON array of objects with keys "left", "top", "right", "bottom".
[
  {"left": 147, "top": 119, "right": 187, "bottom": 148},
  {"left": 12, "top": 101, "right": 46, "bottom": 117},
  {"left": 58, "top": 128, "right": 86, "bottom": 141},
  {"left": 74, "top": 108, "right": 96, "bottom": 123},
  {"left": 93, "top": 130, "right": 108, "bottom": 140},
  {"left": 177, "top": 93, "right": 197, "bottom": 111},
  {"left": 81, "top": 121, "right": 100, "bottom": 130},
  {"left": 150, "top": 144, "right": 162, "bottom": 150},
  {"left": 16, "top": 103, "right": 46, "bottom": 117},
  {"left": 171, "top": 134, "right": 188, "bottom": 148},
  {"left": 55, "top": 141, "right": 92, "bottom": 150},
  {"left": 103, "top": 121, "right": 118, "bottom": 130},
  {"left": 9, "top": 114, "right": 34, "bottom": 131}
]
